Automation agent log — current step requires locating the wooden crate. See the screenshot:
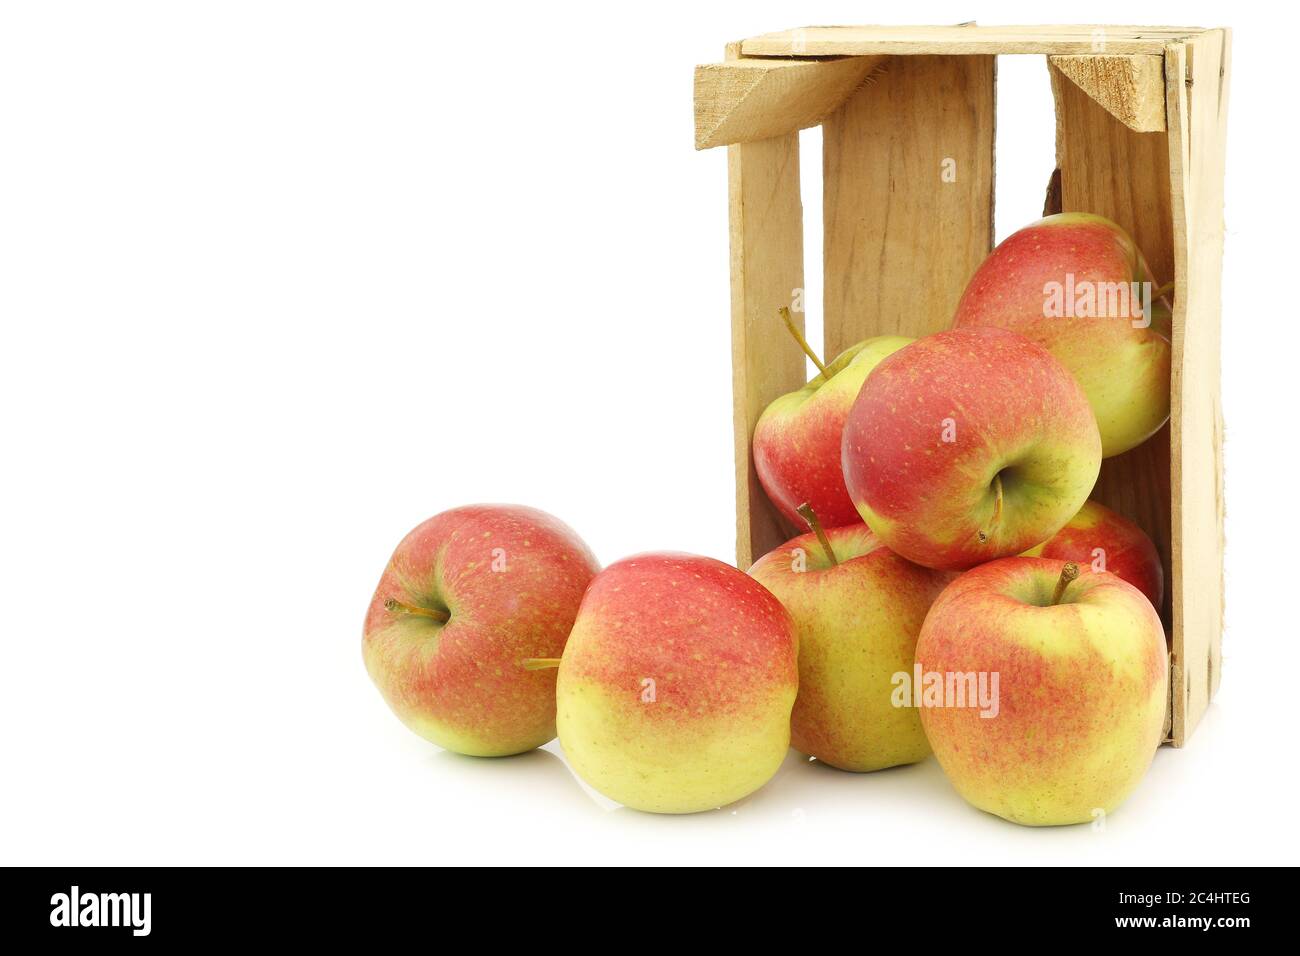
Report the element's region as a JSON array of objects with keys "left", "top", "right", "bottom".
[{"left": 693, "top": 25, "right": 1230, "bottom": 746}]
